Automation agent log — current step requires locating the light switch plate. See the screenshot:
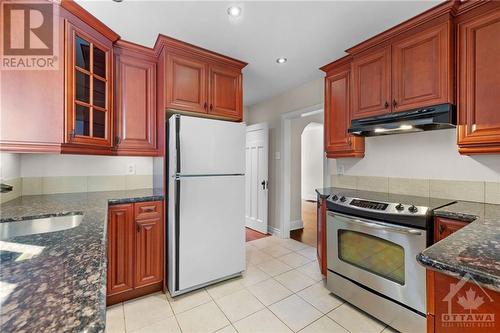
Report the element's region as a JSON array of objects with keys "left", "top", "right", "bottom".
[
  {"left": 275, "top": 152, "right": 281, "bottom": 160},
  {"left": 337, "top": 164, "right": 344, "bottom": 175}
]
